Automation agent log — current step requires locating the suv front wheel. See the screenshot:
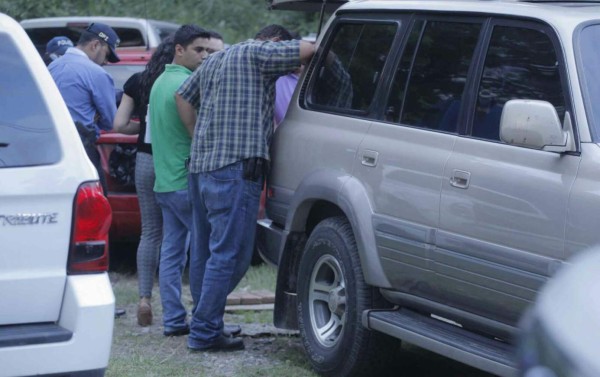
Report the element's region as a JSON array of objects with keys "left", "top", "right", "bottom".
[{"left": 297, "top": 216, "right": 398, "bottom": 376}]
